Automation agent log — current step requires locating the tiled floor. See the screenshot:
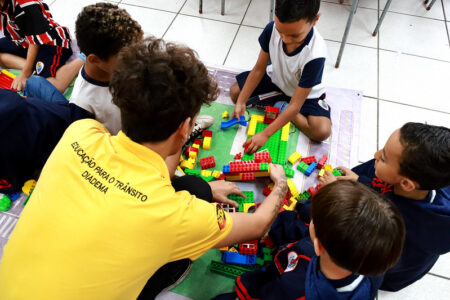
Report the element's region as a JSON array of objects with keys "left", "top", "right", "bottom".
[{"left": 48, "top": 0, "right": 450, "bottom": 299}]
